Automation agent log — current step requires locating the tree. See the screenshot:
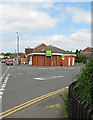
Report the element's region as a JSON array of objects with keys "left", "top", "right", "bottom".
[{"left": 75, "top": 54, "right": 87, "bottom": 63}]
